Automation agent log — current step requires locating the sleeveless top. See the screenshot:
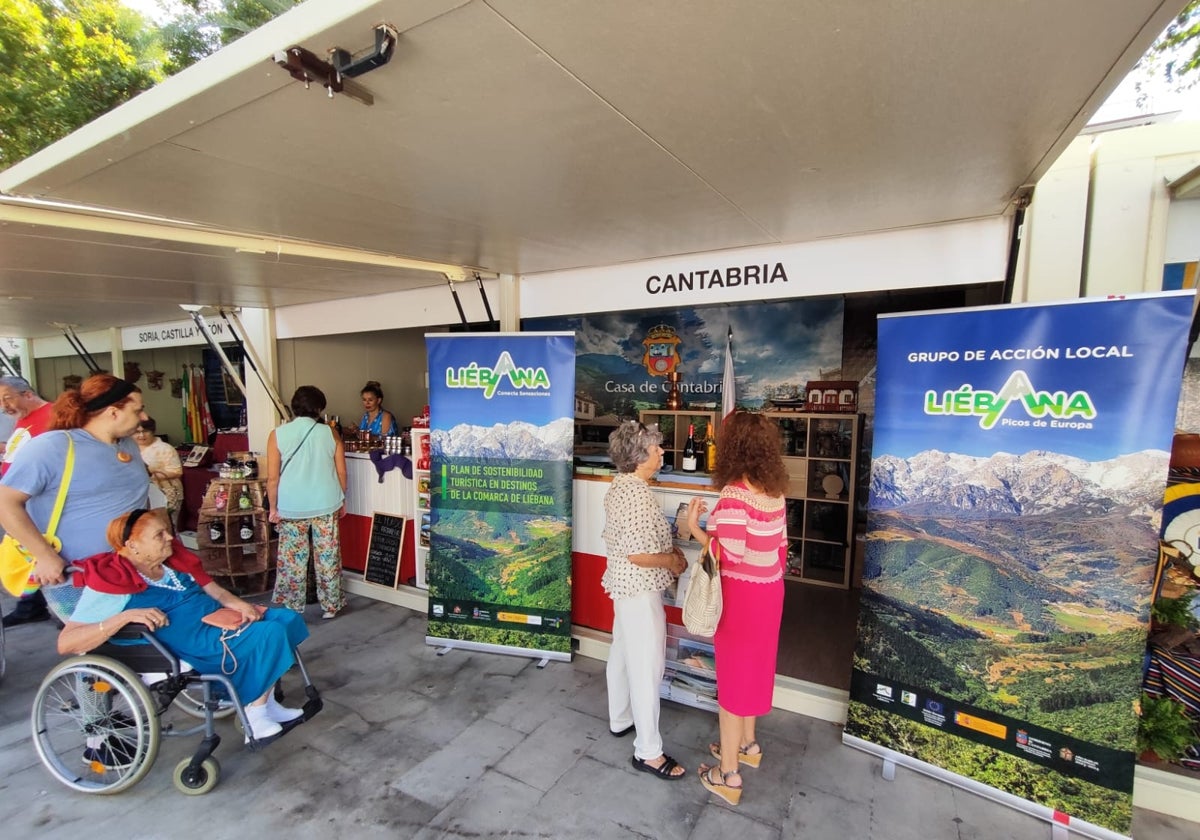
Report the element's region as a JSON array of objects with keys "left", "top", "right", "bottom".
[
  {"left": 359, "top": 410, "right": 395, "bottom": 436},
  {"left": 275, "top": 418, "right": 342, "bottom": 519}
]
